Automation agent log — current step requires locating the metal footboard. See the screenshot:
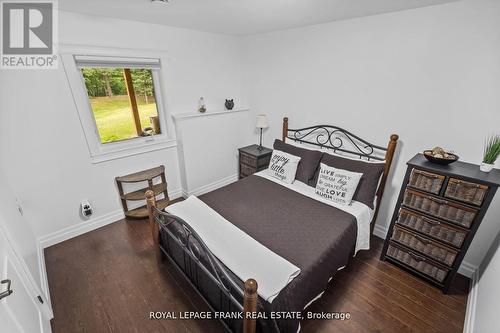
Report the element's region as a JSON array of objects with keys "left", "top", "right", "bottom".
[{"left": 146, "top": 191, "right": 279, "bottom": 333}]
